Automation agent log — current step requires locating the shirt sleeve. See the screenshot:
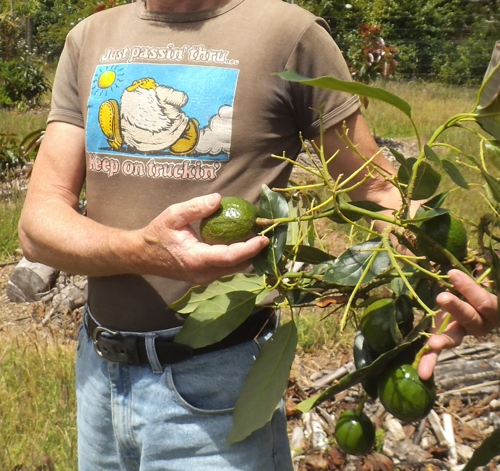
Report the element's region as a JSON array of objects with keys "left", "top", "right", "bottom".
[
  {"left": 284, "top": 17, "right": 360, "bottom": 139},
  {"left": 47, "top": 33, "right": 85, "bottom": 128}
]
